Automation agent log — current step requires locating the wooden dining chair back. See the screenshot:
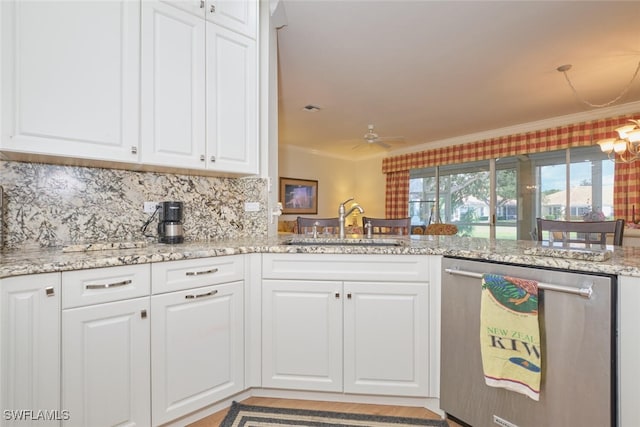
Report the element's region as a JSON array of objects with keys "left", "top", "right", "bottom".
[
  {"left": 296, "top": 217, "right": 340, "bottom": 235},
  {"left": 536, "top": 218, "right": 625, "bottom": 246},
  {"left": 362, "top": 217, "right": 411, "bottom": 236}
]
